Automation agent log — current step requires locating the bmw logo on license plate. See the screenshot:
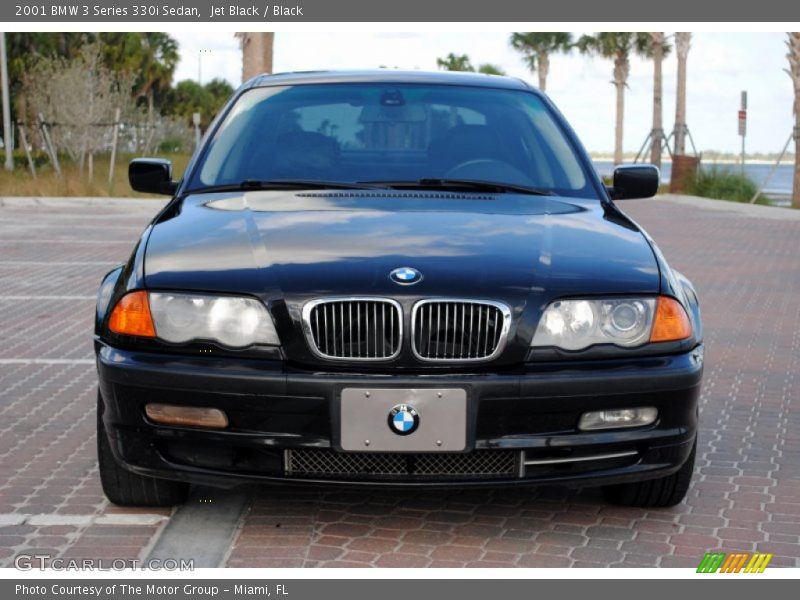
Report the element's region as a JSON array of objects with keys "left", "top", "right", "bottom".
[{"left": 388, "top": 404, "right": 420, "bottom": 436}]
